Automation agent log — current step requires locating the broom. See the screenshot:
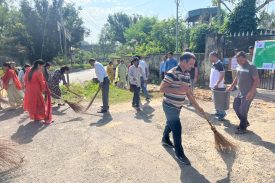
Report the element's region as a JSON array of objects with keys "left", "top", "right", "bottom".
[
  {"left": 84, "top": 87, "right": 101, "bottom": 112},
  {"left": 187, "top": 91, "right": 237, "bottom": 152},
  {"left": 50, "top": 92, "right": 84, "bottom": 113},
  {"left": 0, "top": 138, "right": 23, "bottom": 169},
  {"left": 66, "top": 88, "right": 84, "bottom": 100}
]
